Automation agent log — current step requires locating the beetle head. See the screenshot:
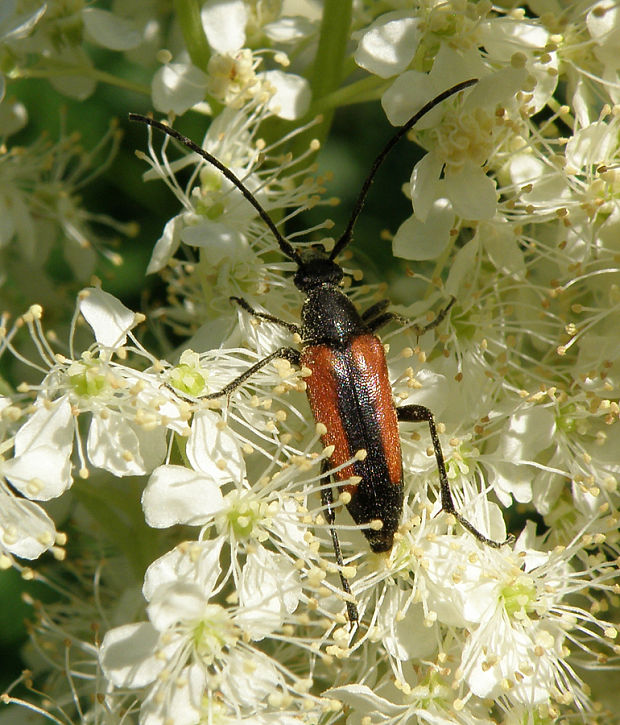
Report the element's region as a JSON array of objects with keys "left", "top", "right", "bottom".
[{"left": 293, "top": 247, "right": 344, "bottom": 292}]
